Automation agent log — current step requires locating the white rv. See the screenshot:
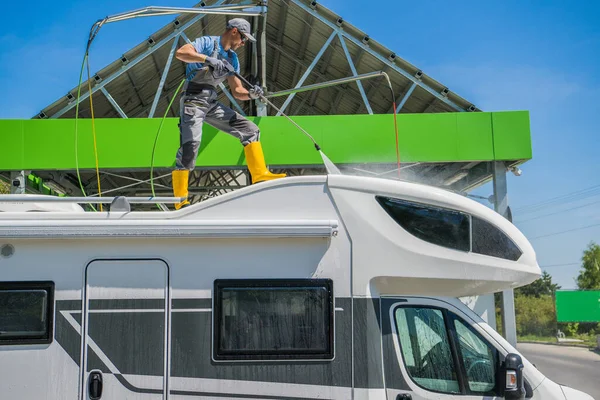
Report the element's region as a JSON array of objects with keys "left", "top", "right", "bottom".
[{"left": 0, "top": 175, "right": 593, "bottom": 399}]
